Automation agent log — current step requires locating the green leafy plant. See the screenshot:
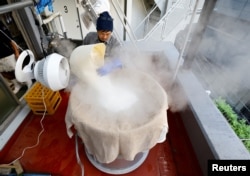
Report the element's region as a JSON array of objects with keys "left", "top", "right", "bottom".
[{"left": 215, "top": 98, "right": 250, "bottom": 152}]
